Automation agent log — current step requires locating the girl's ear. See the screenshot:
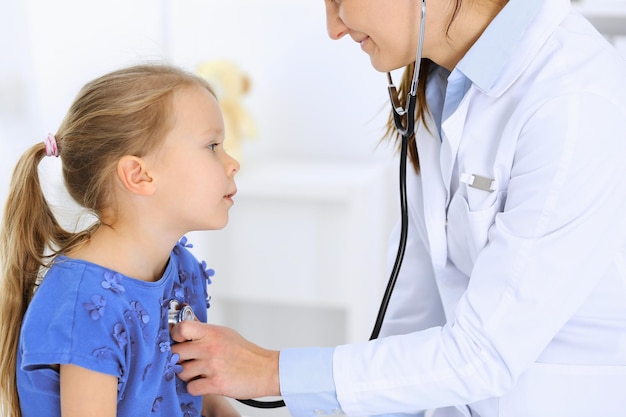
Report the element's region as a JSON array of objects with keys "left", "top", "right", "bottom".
[{"left": 116, "top": 156, "right": 156, "bottom": 195}]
